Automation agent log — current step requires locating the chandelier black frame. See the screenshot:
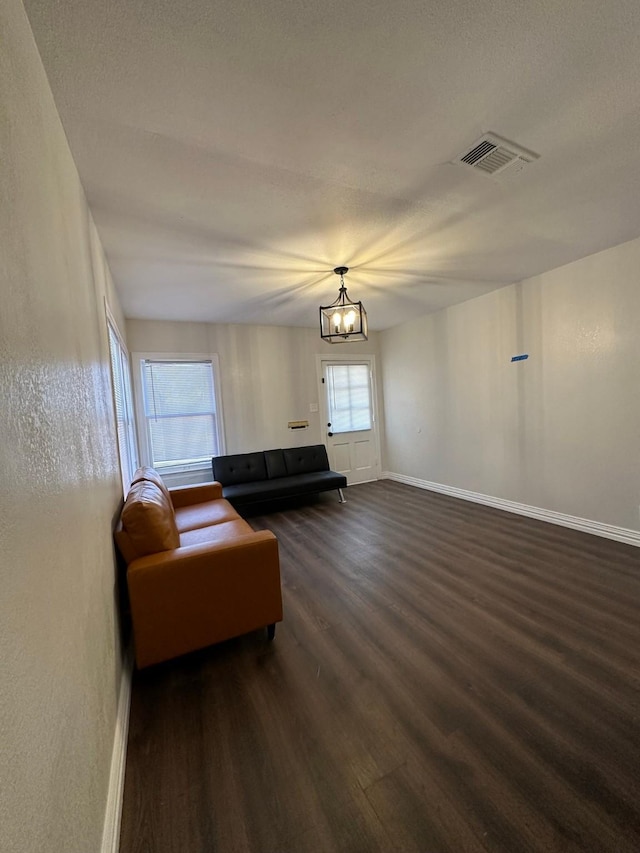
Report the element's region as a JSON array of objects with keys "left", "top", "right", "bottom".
[{"left": 319, "top": 267, "right": 368, "bottom": 343}]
